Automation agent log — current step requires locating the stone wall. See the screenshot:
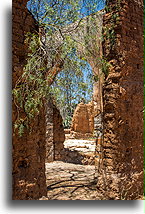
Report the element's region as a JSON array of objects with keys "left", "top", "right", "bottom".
[
  {"left": 102, "top": 0, "right": 144, "bottom": 199},
  {"left": 45, "top": 100, "right": 54, "bottom": 162},
  {"left": 70, "top": 102, "right": 95, "bottom": 138},
  {"left": 12, "top": 0, "right": 144, "bottom": 200},
  {"left": 12, "top": 0, "right": 47, "bottom": 199},
  {"left": 45, "top": 99, "right": 65, "bottom": 162},
  {"left": 53, "top": 105, "right": 65, "bottom": 160}
]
